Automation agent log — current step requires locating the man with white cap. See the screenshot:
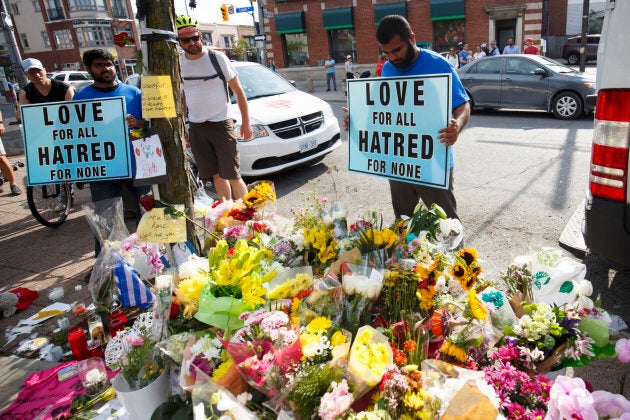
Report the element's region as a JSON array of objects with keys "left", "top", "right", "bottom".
[
  {"left": 17, "top": 58, "right": 74, "bottom": 119},
  {"left": 176, "top": 14, "right": 252, "bottom": 201},
  {"left": 523, "top": 37, "right": 539, "bottom": 55},
  {"left": 344, "top": 55, "right": 354, "bottom": 81}
]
